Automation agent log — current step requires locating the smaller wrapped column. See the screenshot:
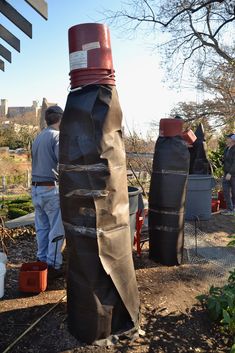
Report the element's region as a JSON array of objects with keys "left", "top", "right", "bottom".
[{"left": 148, "top": 119, "right": 190, "bottom": 266}]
